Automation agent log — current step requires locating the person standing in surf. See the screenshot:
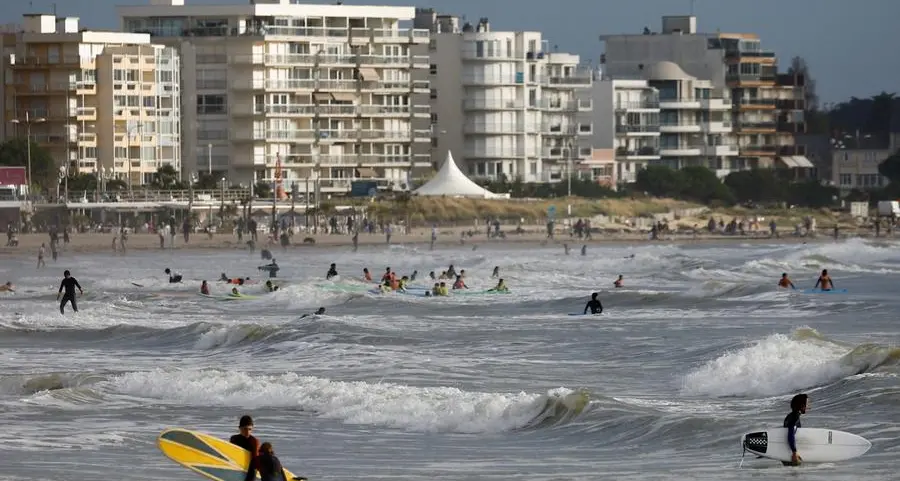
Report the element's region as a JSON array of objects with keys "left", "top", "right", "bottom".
[
  {"left": 813, "top": 269, "right": 834, "bottom": 291},
  {"left": 229, "top": 415, "right": 260, "bottom": 481},
  {"left": 784, "top": 393, "right": 808, "bottom": 466},
  {"left": 584, "top": 292, "right": 603, "bottom": 315},
  {"left": 57, "top": 270, "right": 83, "bottom": 314},
  {"left": 778, "top": 273, "right": 796, "bottom": 289}
]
